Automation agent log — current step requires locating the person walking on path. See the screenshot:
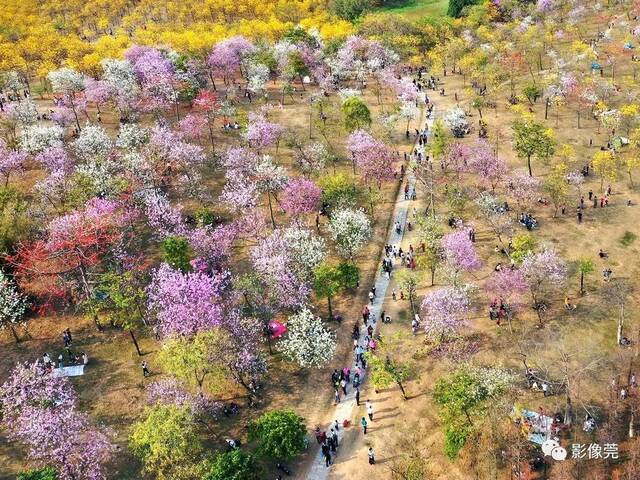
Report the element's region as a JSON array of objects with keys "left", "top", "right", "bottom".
[
  {"left": 141, "top": 361, "right": 150, "bottom": 377},
  {"left": 340, "top": 378, "right": 348, "bottom": 396},
  {"left": 361, "top": 417, "right": 368, "bottom": 434},
  {"left": 322, "top": 444, "right": 331, "bottom": 467},
  {"left": 331, "top": 429, "right": 338, "bottom": 449},
  {"left": 368, "top": 447, "right": 375, "bottom": 465},
  {"left": 366, "top": 400, "right": 374, "bottom": 421},
  {"left": 355, "top": 387, "right": 360, "bottom": 406}
]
